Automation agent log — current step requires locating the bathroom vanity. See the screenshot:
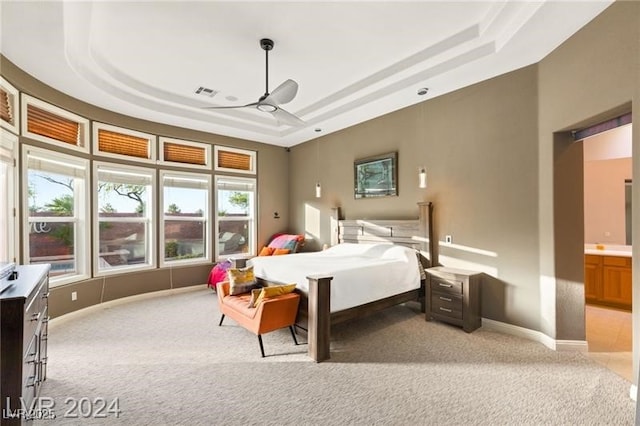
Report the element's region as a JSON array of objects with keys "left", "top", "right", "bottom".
[{"left": 584, "top": 245, "right": 632, "bottom": 310}]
